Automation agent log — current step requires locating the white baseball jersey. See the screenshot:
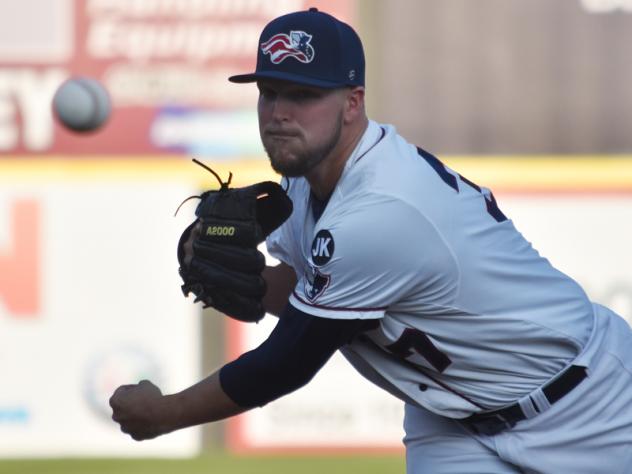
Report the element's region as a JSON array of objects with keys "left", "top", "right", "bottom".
[{"left": 266, "top": 120, "right": 595, "bottom": 418}]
